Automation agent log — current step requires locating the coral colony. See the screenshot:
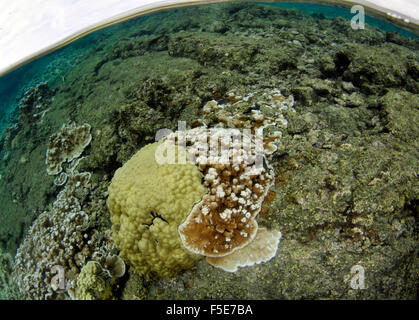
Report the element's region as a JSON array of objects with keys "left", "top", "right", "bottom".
[
  {"left": 157, "top": 125, "right": 281, "bottom": 272},
  {"left": 107, "top": 89, "right": 293, "bottom": 277},
  {"left": 153, "top": 88, "right": 295, "bottom": 271}
]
